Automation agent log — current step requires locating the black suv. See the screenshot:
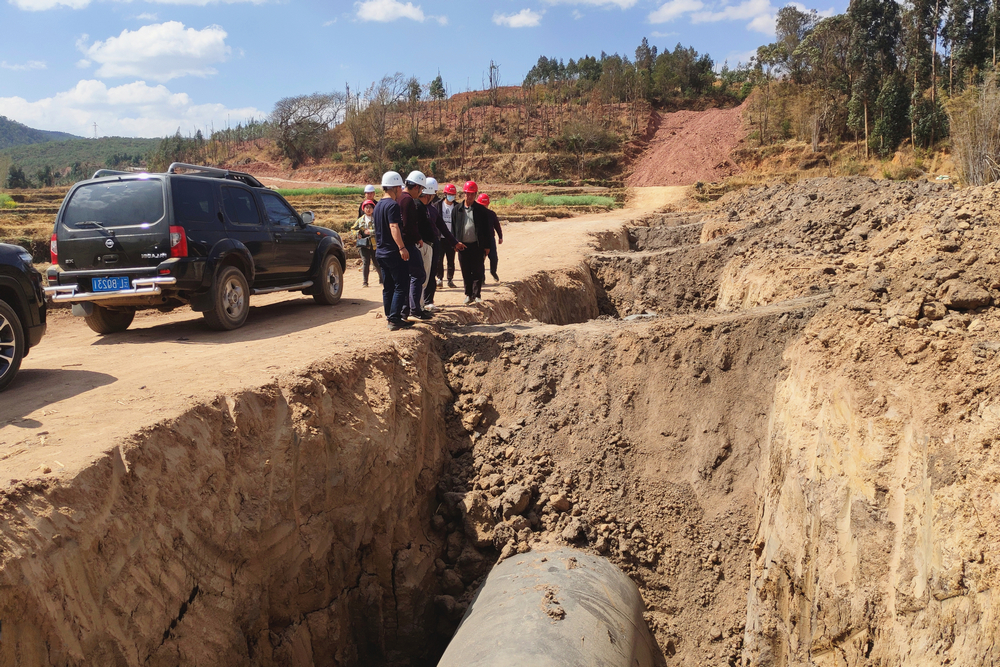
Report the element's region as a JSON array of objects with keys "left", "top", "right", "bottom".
[
  {"left": 0, "top": 243, "right": 47, "bottom": 391},
  {"left": 45, "top": 163, "right": 346, "bottom": 332}
]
